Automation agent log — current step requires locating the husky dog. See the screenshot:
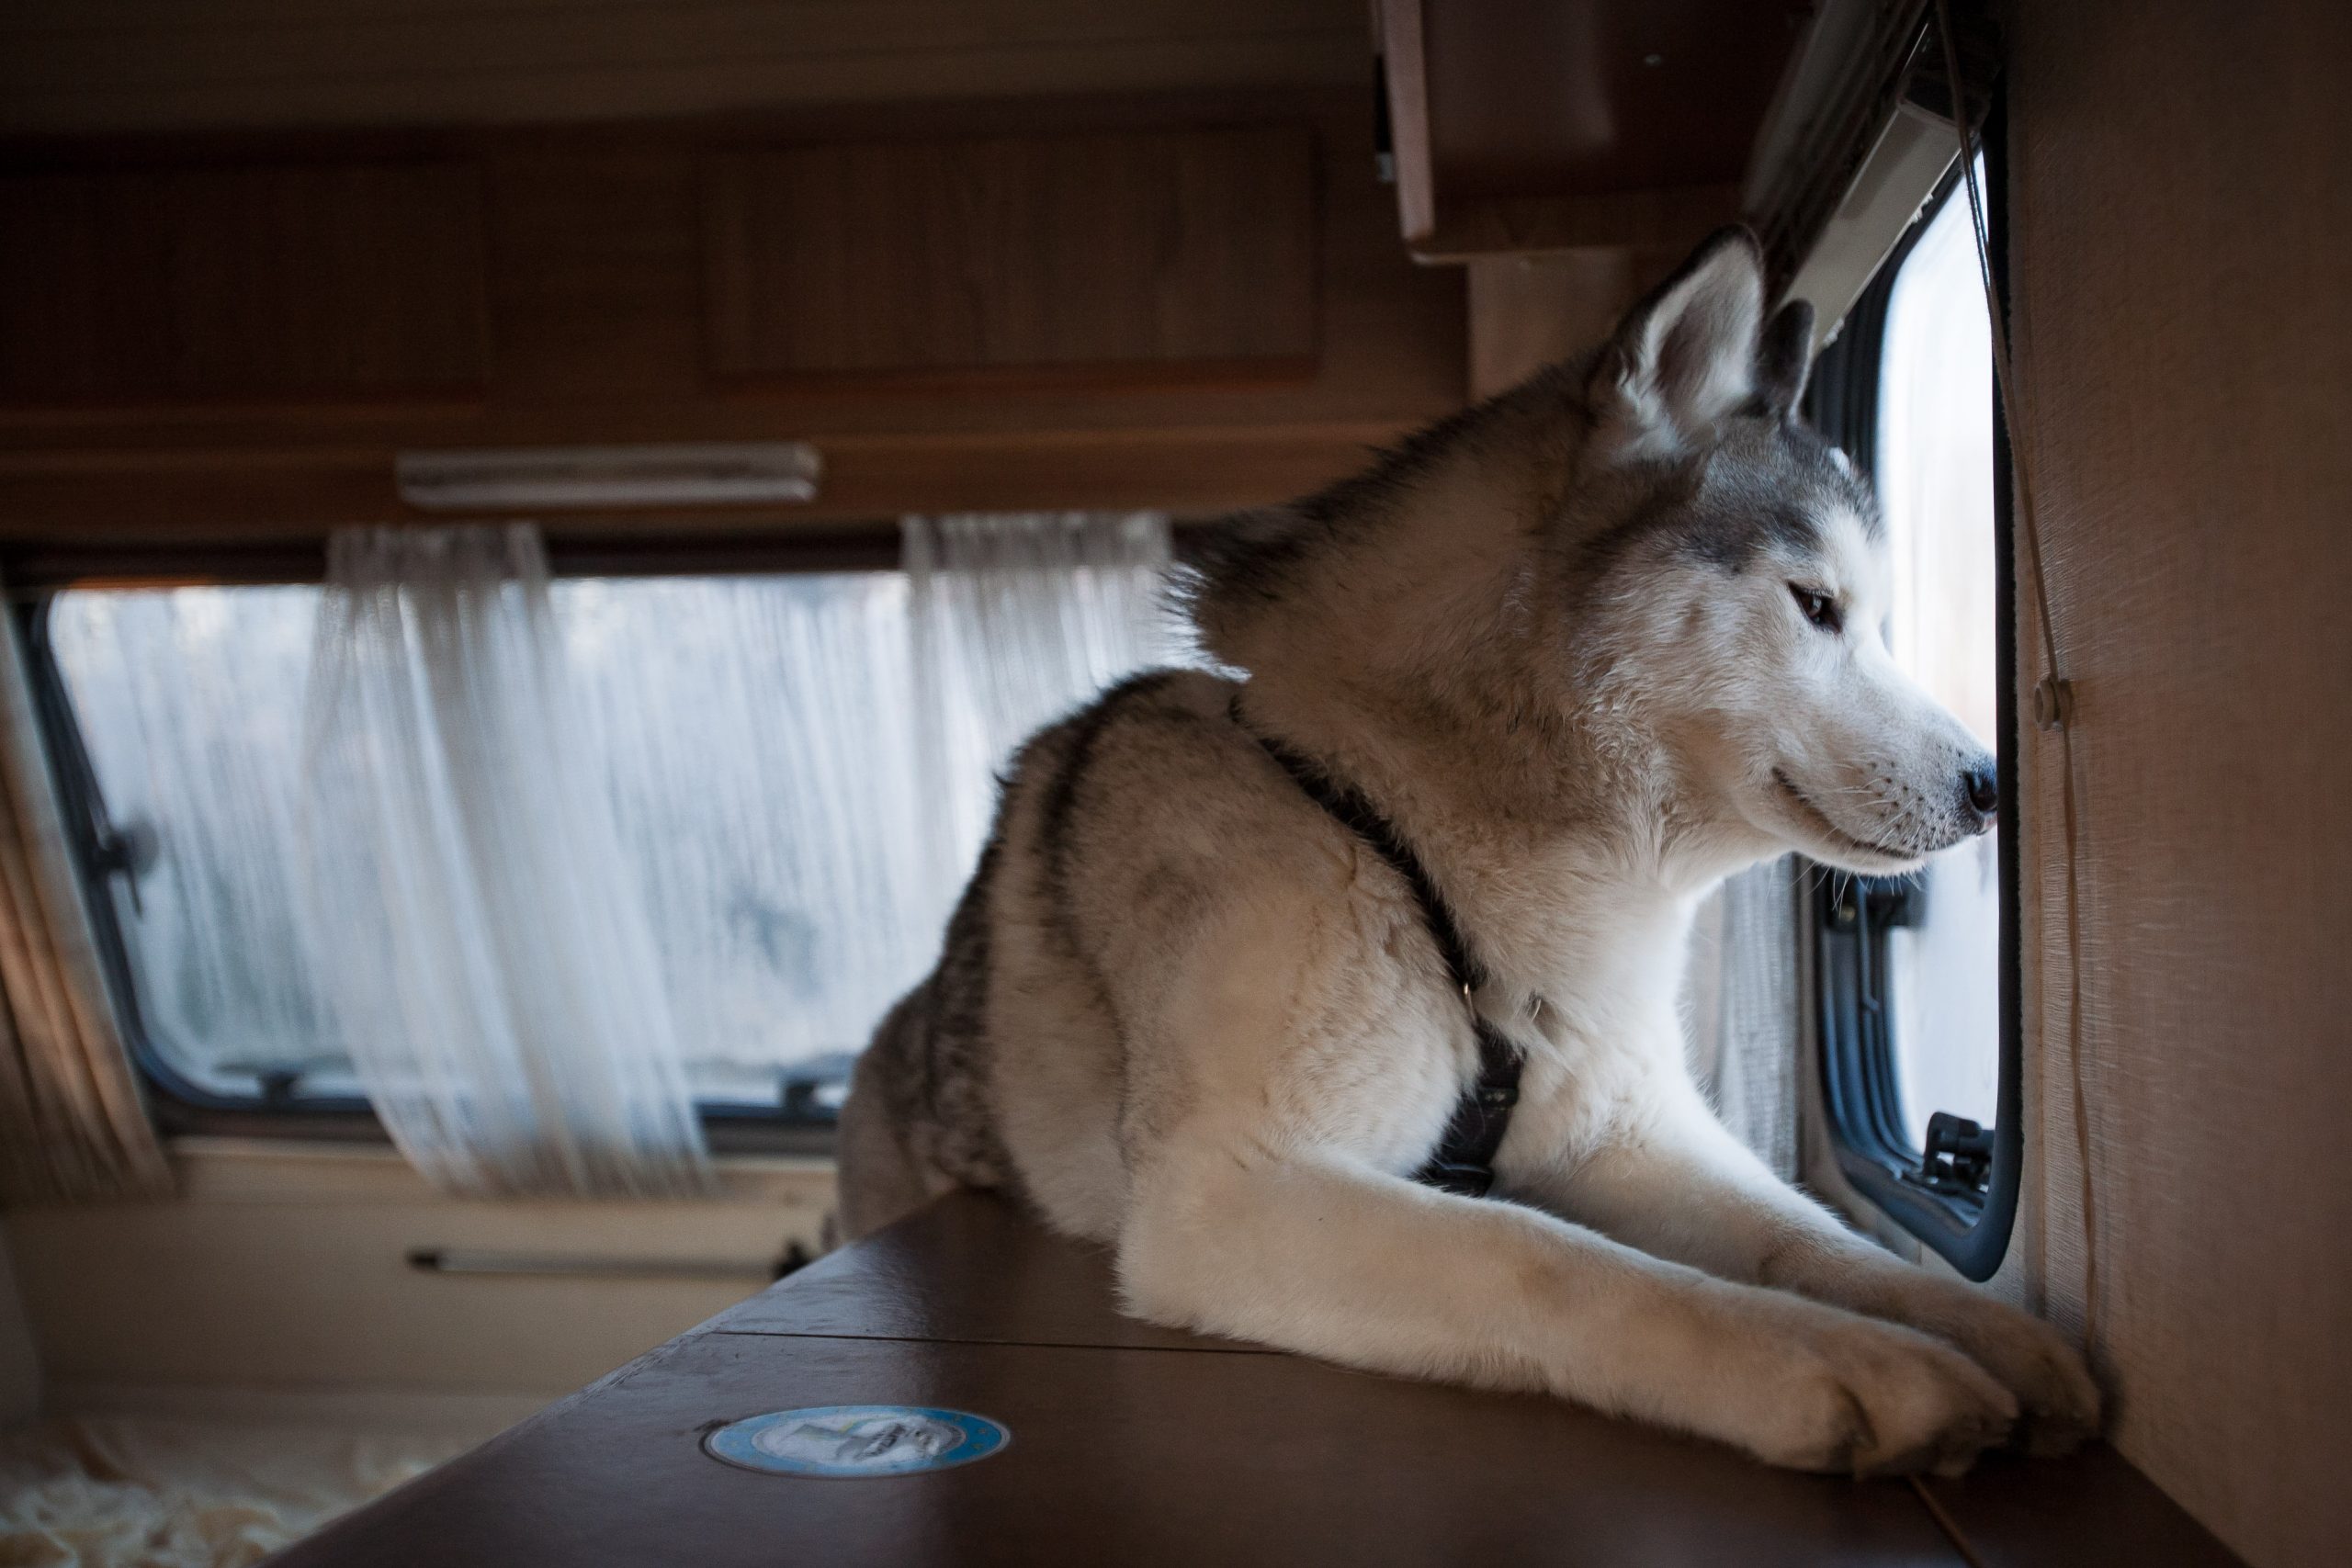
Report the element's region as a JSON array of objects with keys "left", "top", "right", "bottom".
[{"left": 840, "top": 229, "right": 2099, "bottom": 1472}]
